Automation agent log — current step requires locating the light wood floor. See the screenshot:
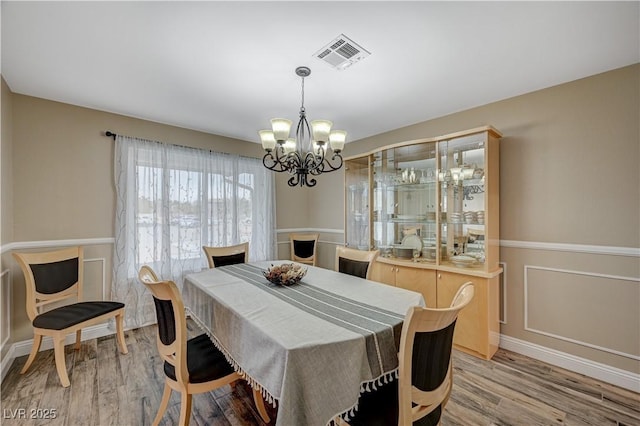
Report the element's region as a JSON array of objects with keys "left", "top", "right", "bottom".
[{"left": 1, "top": 322, "right": 638, "bottom": 426}]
